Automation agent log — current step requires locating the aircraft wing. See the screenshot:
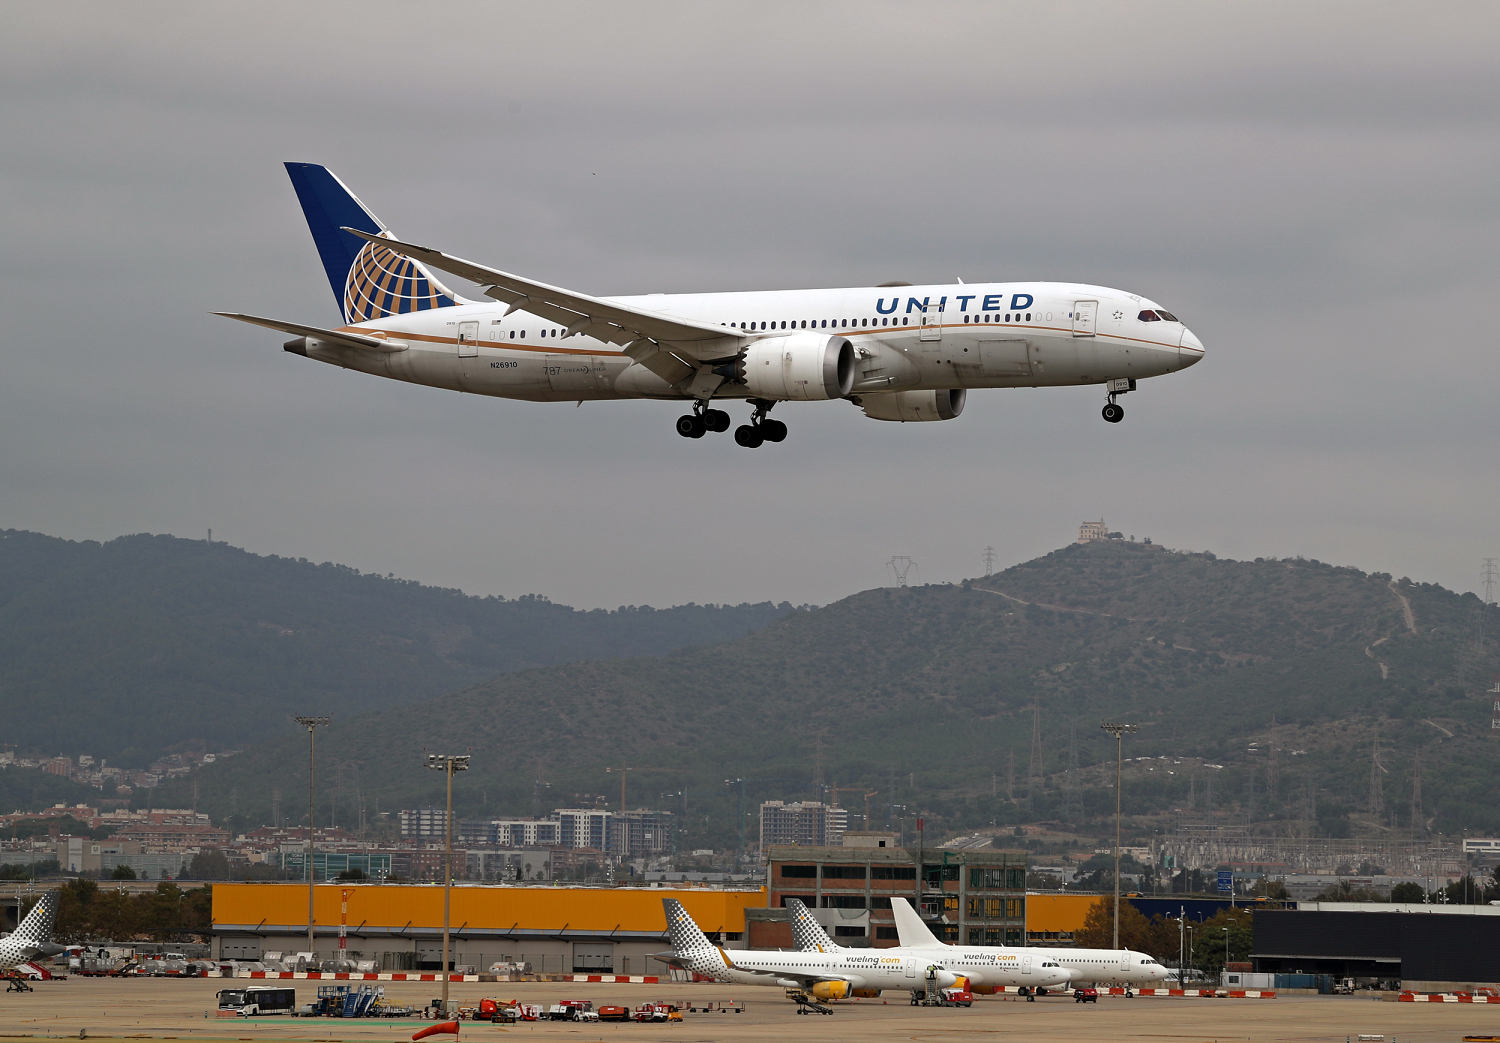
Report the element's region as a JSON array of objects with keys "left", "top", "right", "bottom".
[
  {"left": 215, "top": 312, "right": 408, "bottom": 353},
  {"left": 774, "top": 970, "right": 858, "bottom": 988},
  {"left": 340, "top": 229, "right": 742, "bottom": 362}
]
